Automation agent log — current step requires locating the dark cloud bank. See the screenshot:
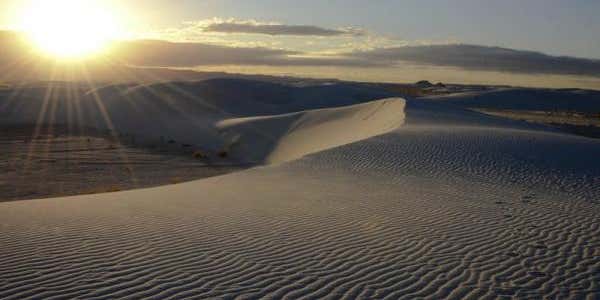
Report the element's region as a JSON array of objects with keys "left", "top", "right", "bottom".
[
  {"left": 113, "top": 40, "right": 371, "bottom": 67},
  {"left": 349, "top": 44, "right": 600, "bottom": 77},
  {"left": 1, "top": 31, "right": 599, "bottom": 78},
  {"left": 114, "top": 41, "right": 600, "bottom": 77}
]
